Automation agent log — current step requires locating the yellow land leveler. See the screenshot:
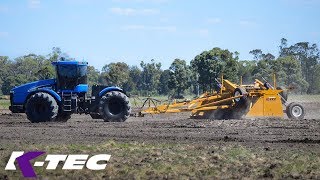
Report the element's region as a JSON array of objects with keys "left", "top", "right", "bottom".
[{"left": 138, "top": 76, "right": 305, "bottom": 120}]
